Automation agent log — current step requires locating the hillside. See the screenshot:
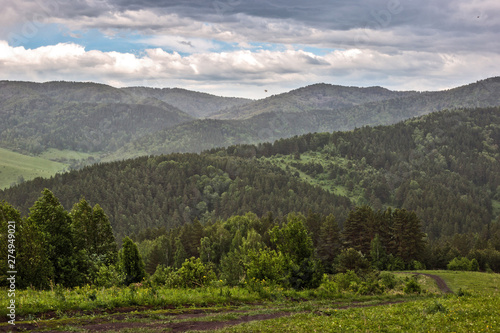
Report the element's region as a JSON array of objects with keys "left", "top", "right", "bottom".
[
  {"left": 2, "top": 106, "right": 499, "bottom": 242},
  {"left": 2, "top": 78, "right": 500, "bottom": 190},
  {"left": 122, "top": 86, "right": 252, "bottom": 118},
  {"left": 211, "top": 83, "right": 417, "bottom": 119},
  {"left": 109, "top": 77, "right": 500, "bottom": 158},
  {"left": 0, "top": 81, "right": 194, "bottom": 155}
]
